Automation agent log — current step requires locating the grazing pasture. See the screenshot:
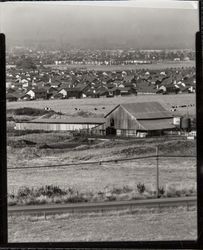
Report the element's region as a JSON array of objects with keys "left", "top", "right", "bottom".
[{"left": 7, "top": 93, "right": 196, "bottom": 117}]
